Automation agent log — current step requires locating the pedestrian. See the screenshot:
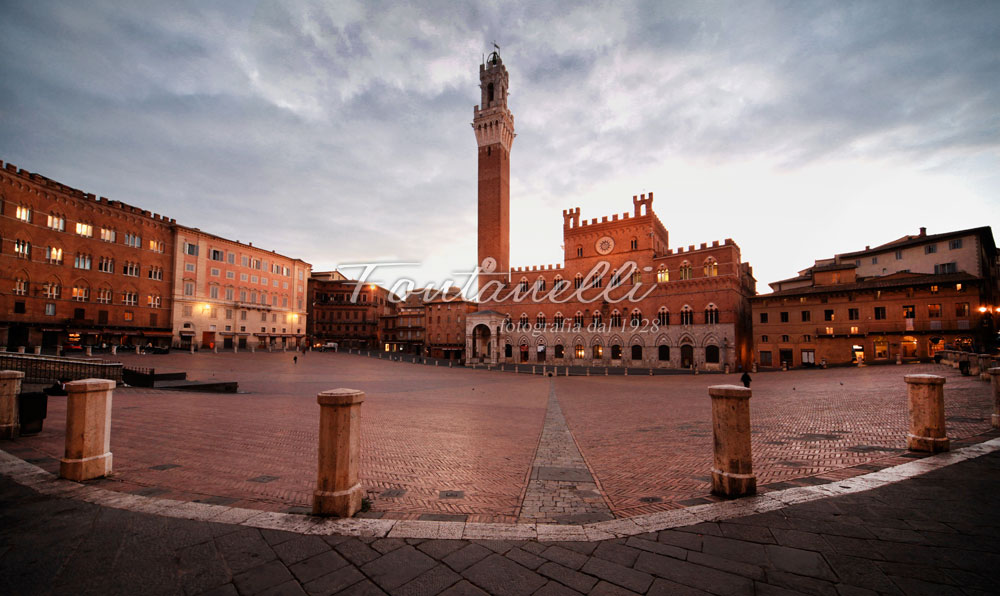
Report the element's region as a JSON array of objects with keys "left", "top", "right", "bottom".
[
  {"left": 740, "top": 371, "right": 751, "bottom": 388},
  {"left": 293, "top": 355, "right": 298, "bottom": 365}
]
